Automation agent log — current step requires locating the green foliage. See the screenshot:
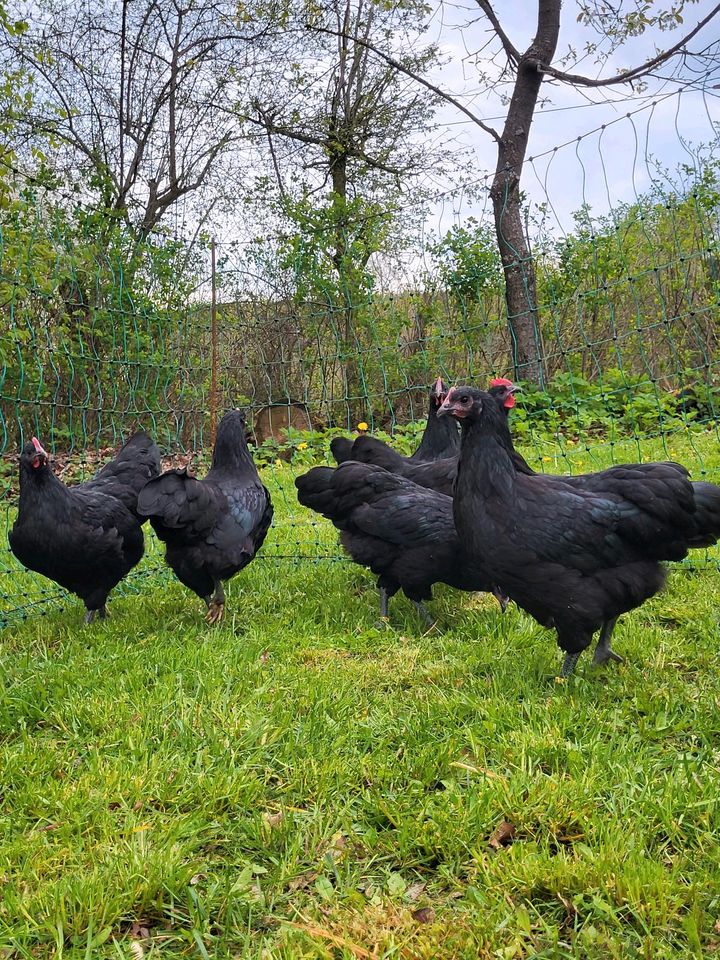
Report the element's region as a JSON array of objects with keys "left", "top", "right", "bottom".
[
  {"left": 0, "top": 164, "right": 206, "bottom": 448},
  {"left": 430, "top": 217, "right": 504, "bottom": 308},
  {"left": 279, "top": 191, "right": 388, "bottom": 307},
  {"left": 538, "top": 160, "right": 720, "bottom": 381},
  {"left": 508, "top": 366, "right": 720, "bottom": 443}
]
